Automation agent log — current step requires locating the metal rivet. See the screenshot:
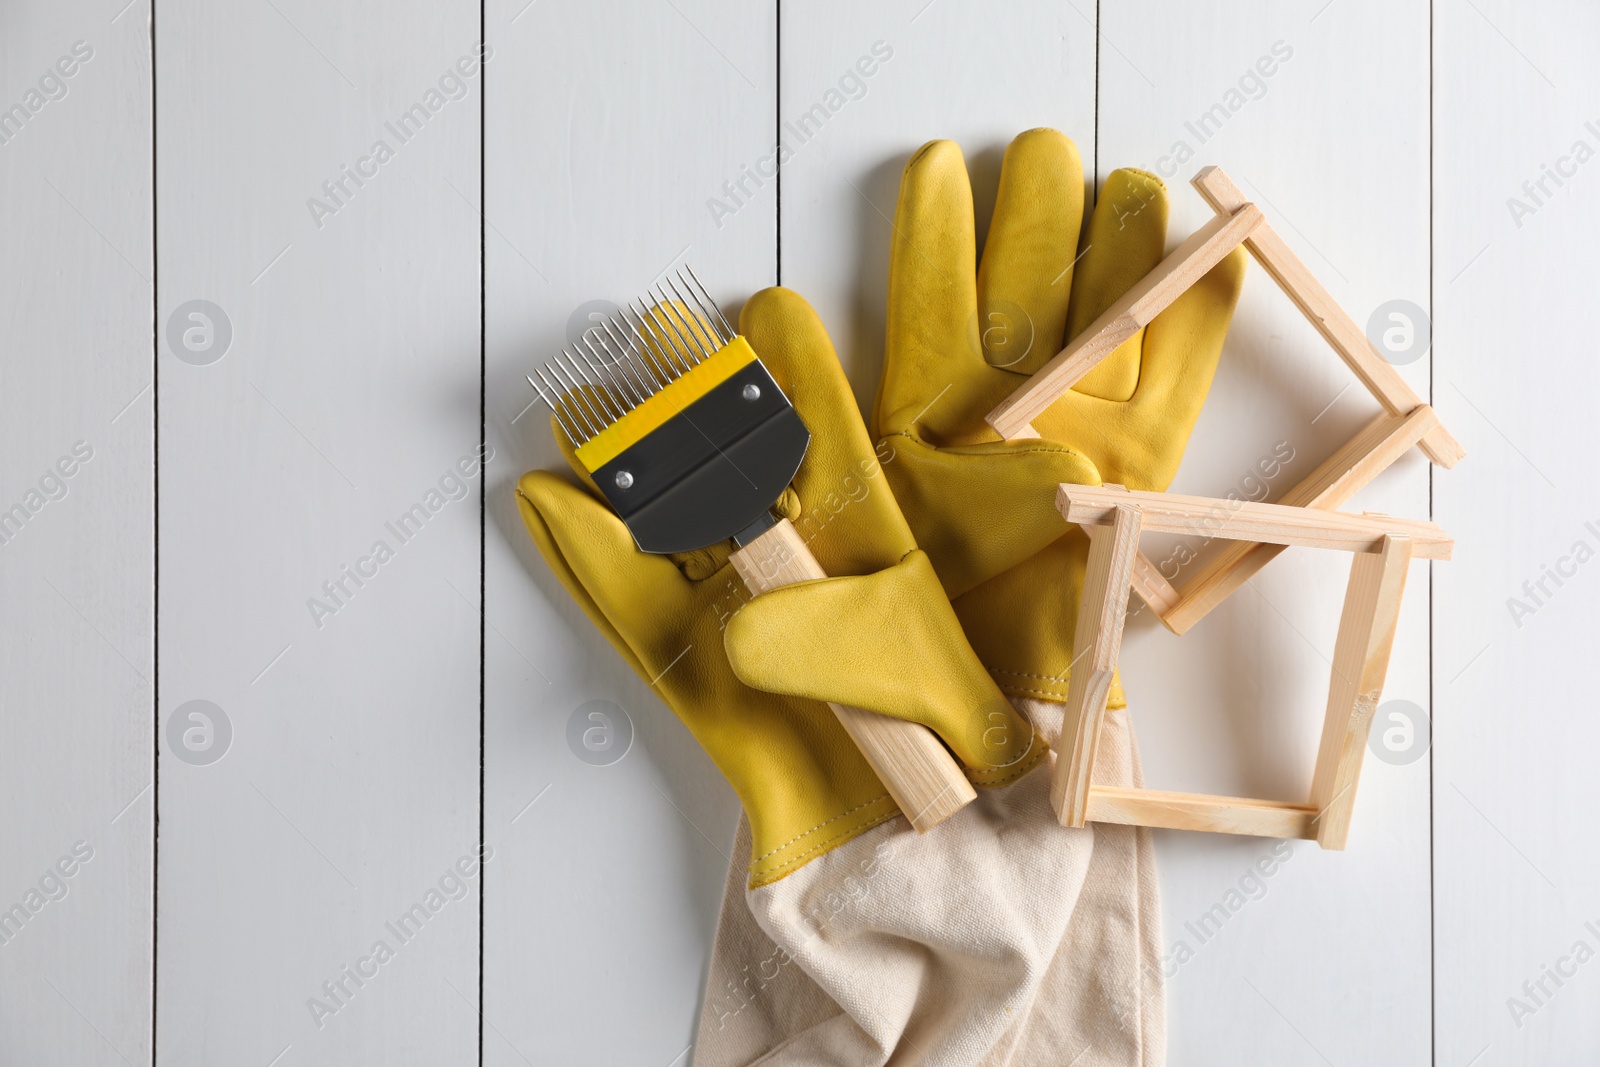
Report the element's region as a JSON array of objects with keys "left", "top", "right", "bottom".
[
  {"left": 742, "top": 383, "right": 761, "bottom": 401},
  {"left": 614, "top": 470, "right": 634, "bottom": 489}
]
